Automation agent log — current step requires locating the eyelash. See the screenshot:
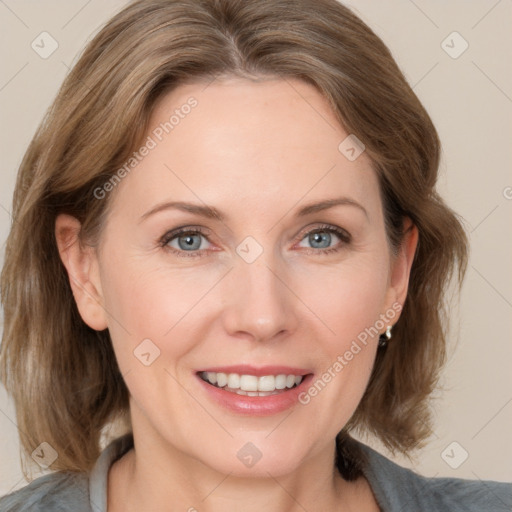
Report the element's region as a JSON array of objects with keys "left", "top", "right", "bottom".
[{"left": 158, "top": 224, "right": 351, "bottom": 258}]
